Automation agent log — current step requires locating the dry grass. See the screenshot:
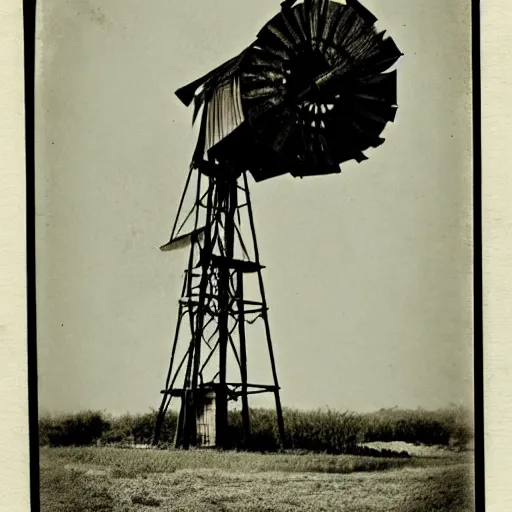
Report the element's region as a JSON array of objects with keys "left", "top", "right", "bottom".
[
  {"left": 42, "top": 447, "right": 415, "bottom": 477},
  {"left": 40, "top": 464, "right": 114, "bottom": 512},
  {"left": 40, "top": 446, "right": 474, "bottom": 512},
  {"left": 108, "top": 465, "right": 474, "bottom": 512}
]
